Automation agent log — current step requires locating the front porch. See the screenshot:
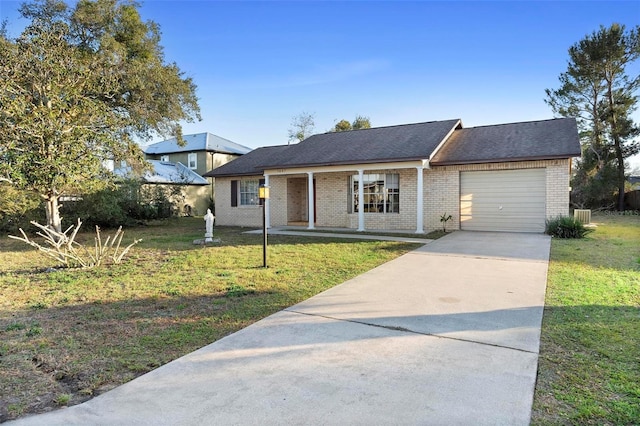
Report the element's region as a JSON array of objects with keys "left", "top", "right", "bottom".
[{"left": 265, "top": 161, "right": 429, "bottom": 234}]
